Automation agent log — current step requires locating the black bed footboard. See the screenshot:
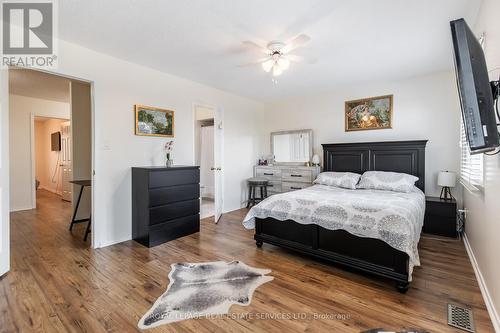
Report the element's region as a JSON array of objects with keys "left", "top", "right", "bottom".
[{"left": 255, "top": 217, "right": 410, "bottom": 292}]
